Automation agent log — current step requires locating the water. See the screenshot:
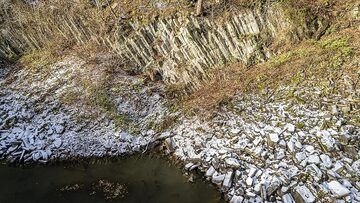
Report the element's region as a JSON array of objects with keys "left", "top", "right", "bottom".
[{"left": 0, "top": 155, "right": 224, "bottom": 203}]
